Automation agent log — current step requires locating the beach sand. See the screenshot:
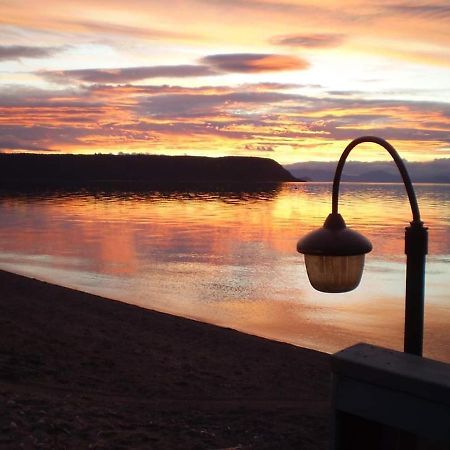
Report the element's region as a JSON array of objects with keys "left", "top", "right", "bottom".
[{"left": 0, "top": 269, "right": 330, "bottom": 449}]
